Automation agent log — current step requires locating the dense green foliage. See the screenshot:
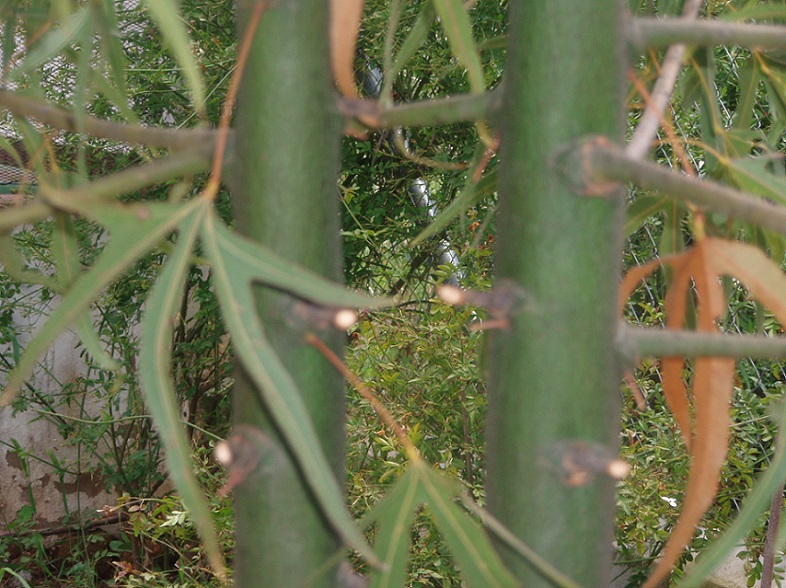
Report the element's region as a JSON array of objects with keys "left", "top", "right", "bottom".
[{"left": 5, "top": 0, "right": 786, "bottom": 586}]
